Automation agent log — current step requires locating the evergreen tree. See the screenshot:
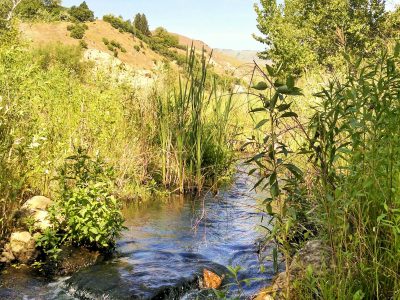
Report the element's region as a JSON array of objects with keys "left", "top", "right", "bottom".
[{"left": 133, "top": 13, "right": 151, "bottom": 36}]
